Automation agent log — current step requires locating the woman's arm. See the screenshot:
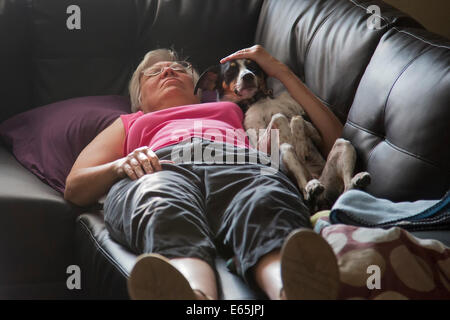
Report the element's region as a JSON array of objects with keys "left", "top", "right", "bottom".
[
  {"left": 64, "top": 117, "right": 166, "bottom": 207},
  {"left": 221, "top": 45, "right": 343, "bottom": 156},
  {"left": 64, "top": 118, "right": 126, "bottom": 207}
]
